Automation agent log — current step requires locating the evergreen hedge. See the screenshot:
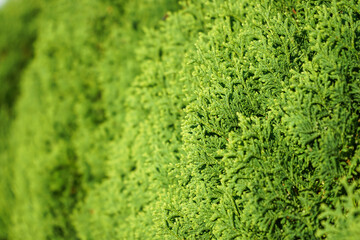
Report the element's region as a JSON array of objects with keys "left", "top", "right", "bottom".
[
  {"left": 1, "top": 0, "right": 360, "bottom": 239},
  {"left": 0, "top": 0, "right": 40, "bottom": 238}
]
